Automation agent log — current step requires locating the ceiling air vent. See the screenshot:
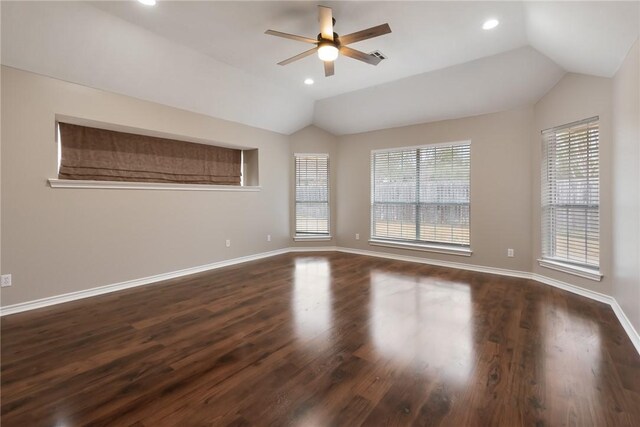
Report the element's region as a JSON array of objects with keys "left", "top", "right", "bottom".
[{"left": 369, "top": 50, "right": 387, "bottom": 60}]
